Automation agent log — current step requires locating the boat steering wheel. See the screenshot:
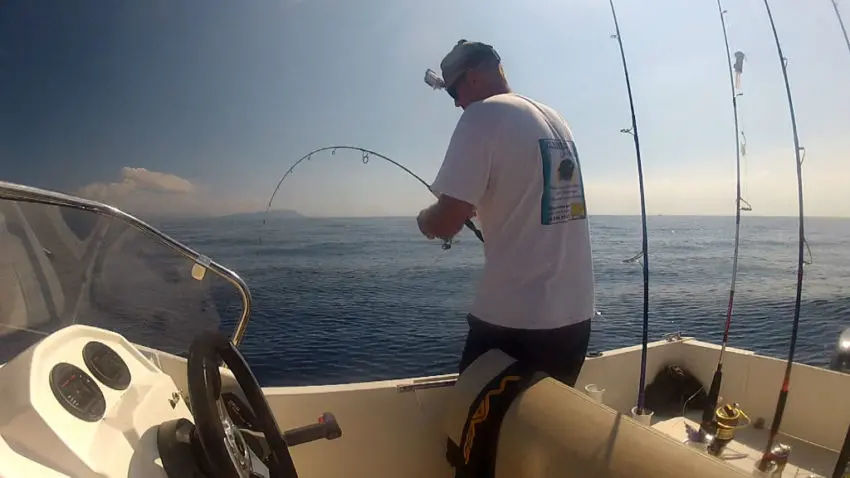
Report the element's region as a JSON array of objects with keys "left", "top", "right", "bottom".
[{"left": 187, "top": 331, "right": 298, "bottom": 478}]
